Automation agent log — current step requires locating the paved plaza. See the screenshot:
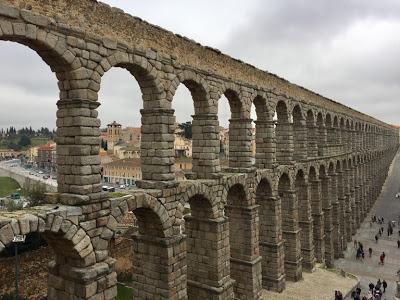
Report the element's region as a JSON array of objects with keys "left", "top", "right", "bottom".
[
  {"left": 261, "top": 265, "right": 358, "bottom": 300},
  {"left": 335, "top": 150, "right": 400, "bottom": 299}
]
